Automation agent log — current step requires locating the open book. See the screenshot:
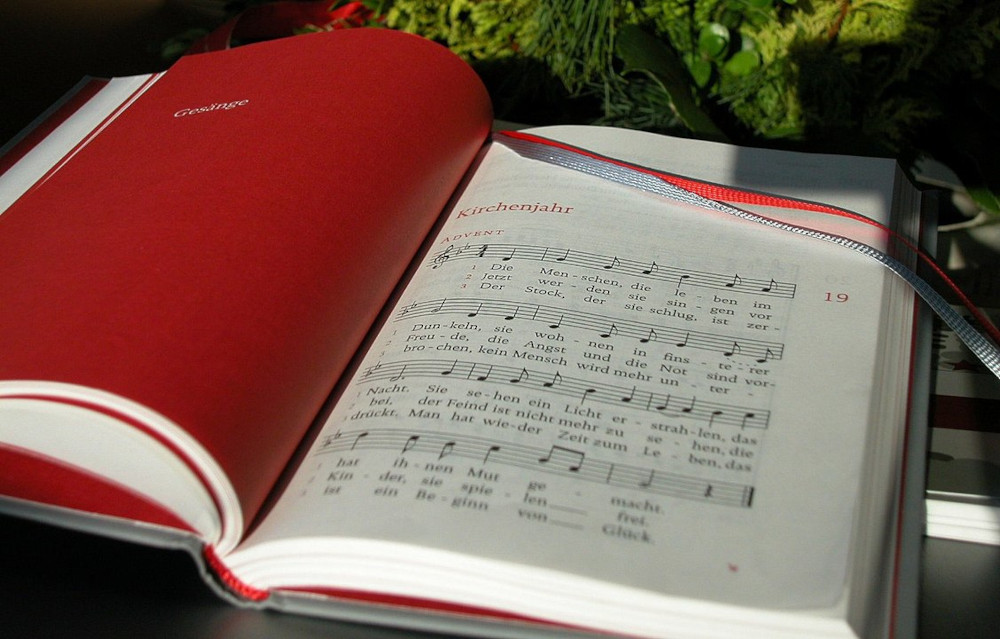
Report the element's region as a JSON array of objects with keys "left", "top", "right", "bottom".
[{"left": 0, "top": 28, "right": 929, "bottom": 639}]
